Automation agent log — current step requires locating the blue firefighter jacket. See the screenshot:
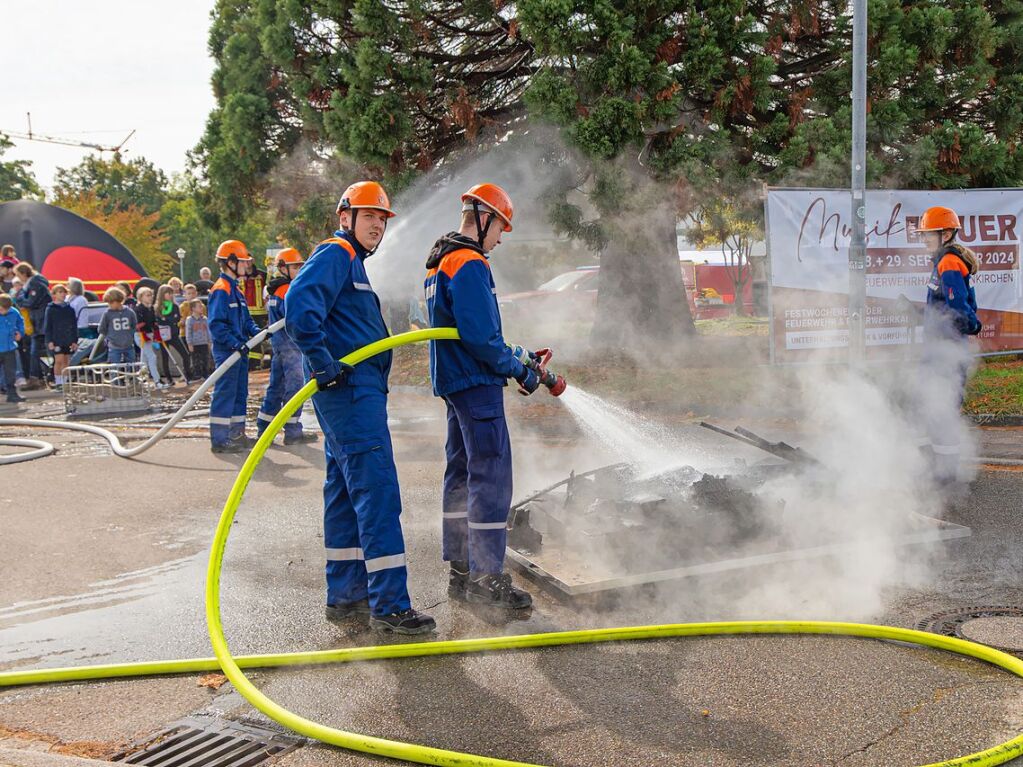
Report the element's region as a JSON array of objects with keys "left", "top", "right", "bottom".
[
  {"left": 208, "top": 272, "right": 260, "bottom": 352},
  {"left": 924, "top": 245, "right": 981, "bottom": 339},
  {"left": 265, "top": 277, "right": 299, "bottom": 354},
  {"left": 284, "top": 231, "right": 391, "bottom": 391},
  {"left": 424, "top": 232, "right": 526, "bottom": 397},
  {"left": 0, "top": 309, "right": 25, "bottom": 353},
  {"left": 16, "top": 273, "right": 51, "bottom": 331}
]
